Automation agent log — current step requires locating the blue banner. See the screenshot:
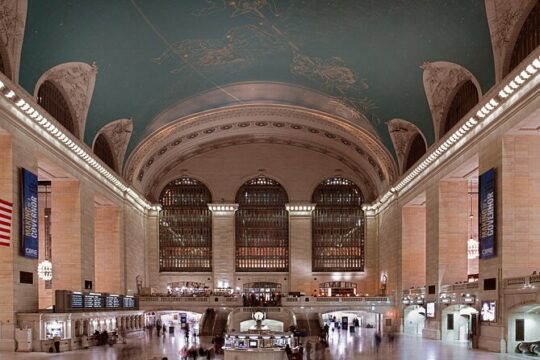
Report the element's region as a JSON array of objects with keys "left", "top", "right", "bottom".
[
  {"left": 479, "top": 168, "right": 496, "bottom": 259},
  {"left": 21, "top": 169, "right": 38, "bottom": 259}
]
